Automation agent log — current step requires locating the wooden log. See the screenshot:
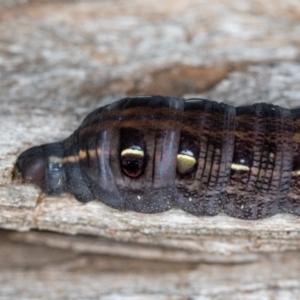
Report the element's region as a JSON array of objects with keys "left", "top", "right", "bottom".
[
  {"left": 3, "top": 61, "right": 300, "bottom": 257},
  {"left": 1, "top": 231, "right": 300, "bottom": 299},
  {"left": 1, "top": 0, "right": 300, "bottom": 298},
  {"left": 2, "top": 184, "right": 300, "bottom": 257}
]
